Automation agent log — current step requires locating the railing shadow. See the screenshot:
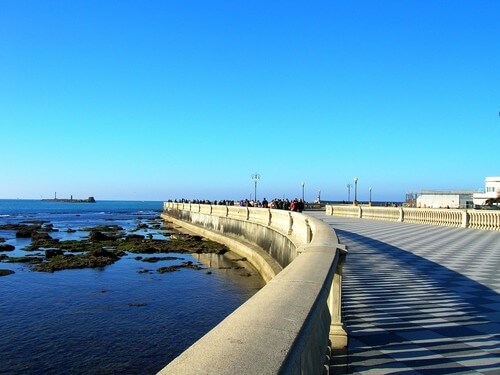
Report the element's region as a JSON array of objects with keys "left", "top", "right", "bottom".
[{"left": 334, "top": 229, "right": 500, "bottom": 374}]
